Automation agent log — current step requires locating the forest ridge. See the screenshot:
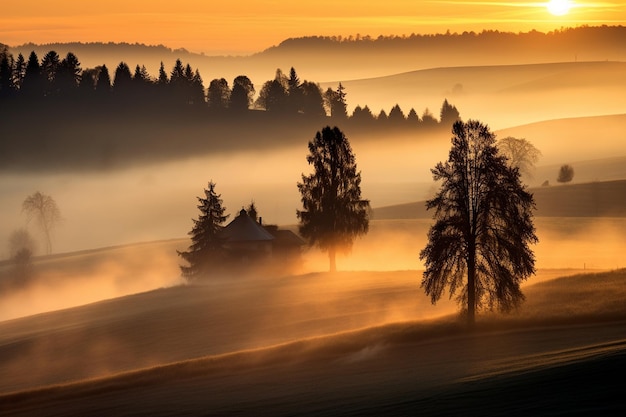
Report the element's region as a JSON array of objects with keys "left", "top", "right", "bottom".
[
  {"left": 0, "top": 45, "right": 460, "bottom": 172},
  {"left": 3, "top": 25, "right": 625, "bottom": 83}
]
